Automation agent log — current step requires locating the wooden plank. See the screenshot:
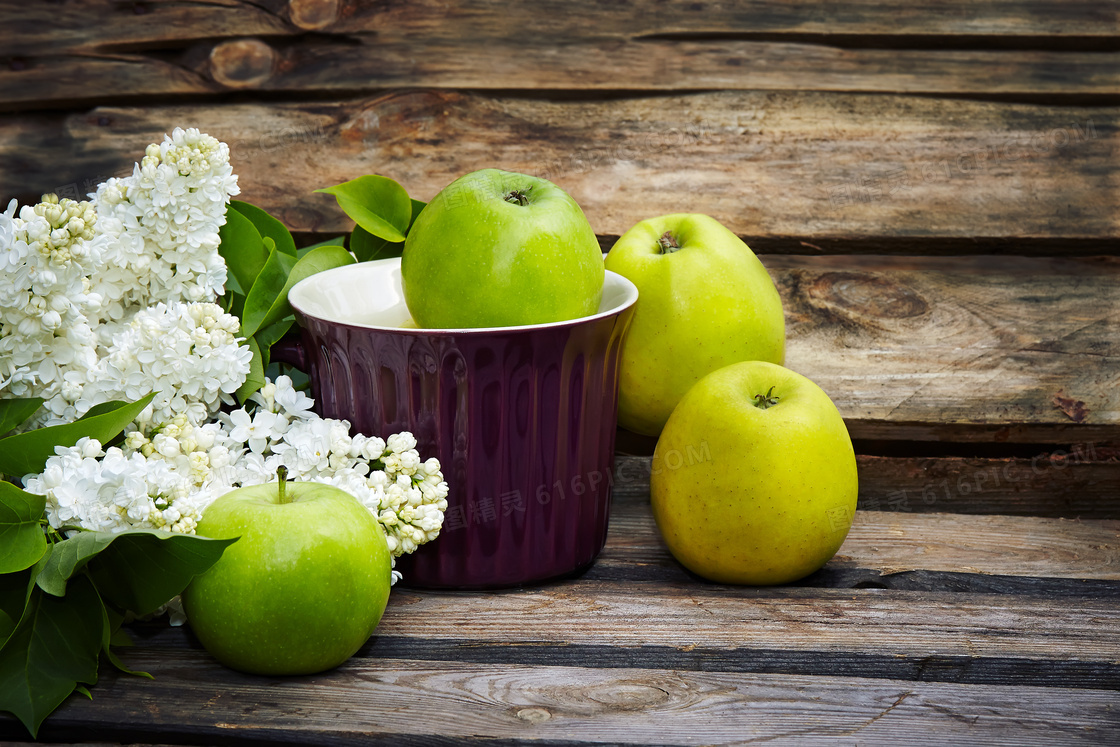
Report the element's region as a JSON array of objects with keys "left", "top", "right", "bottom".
[
  {"left": 373, "top": 586, "right": 1120, "bottom": 665},
  {"left": 3, "top": 0, "right": 1114, "bottom": 56},
  {"left": 598, "top": 506, "right": 1120, "bottom": 581},
  {"left": 615, "top": 450, "right": 1120, "bottom": 518},
  {"left": 1, "top": 92, "right": 1113, "bottom": 244},
  {"left": 8, "top": 655, "right": 1120, "bottom": 746},
  {"left": 853, "top": 452, "right": 1120, "bottom": 516},
  {"left": 614, "top": 256, "right": 1116, "bottom": 442},
  {"left": 2, "top": 42, "right": 1115, "bottom": 107},
  {"left": 771, "top": 255, "right": 1120, "bottom": 441},
  {"left": 599, "top": 479, "right": 1120, "bottom": 595}
]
